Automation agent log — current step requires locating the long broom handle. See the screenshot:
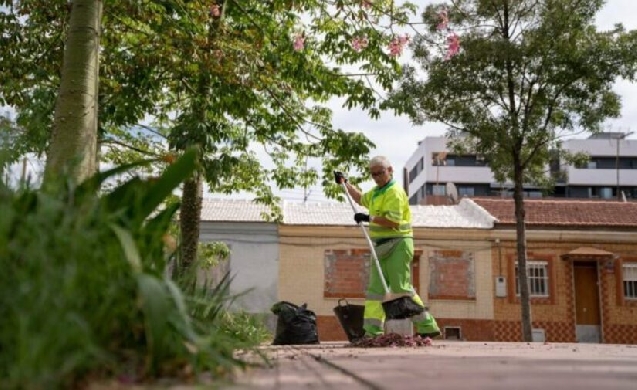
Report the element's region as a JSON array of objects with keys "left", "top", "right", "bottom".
[{"left": 340, "top": 182, "right": 389, "bottom": 294}]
